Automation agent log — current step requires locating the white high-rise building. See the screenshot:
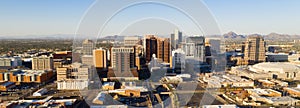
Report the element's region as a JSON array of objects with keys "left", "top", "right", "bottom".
[
  {"left": 171, "top": 49, "right": 186, "bottom": 72},
  {"left": 82, "top": 39, "right": 94, "bottom": 55},
  {"left": 171, "top": 29, "right": 182, "bottom": 50},
  {"left": 206, "top": 38, "right": 221, "bottom": 54},
  {"left": 184, "top": 36, "right": 206, "bottom": 62}
]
